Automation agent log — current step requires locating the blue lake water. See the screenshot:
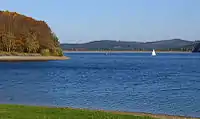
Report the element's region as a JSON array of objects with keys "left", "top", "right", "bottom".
[{"left": 0, "top": 52, "right": 200, "bottom": 117}]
